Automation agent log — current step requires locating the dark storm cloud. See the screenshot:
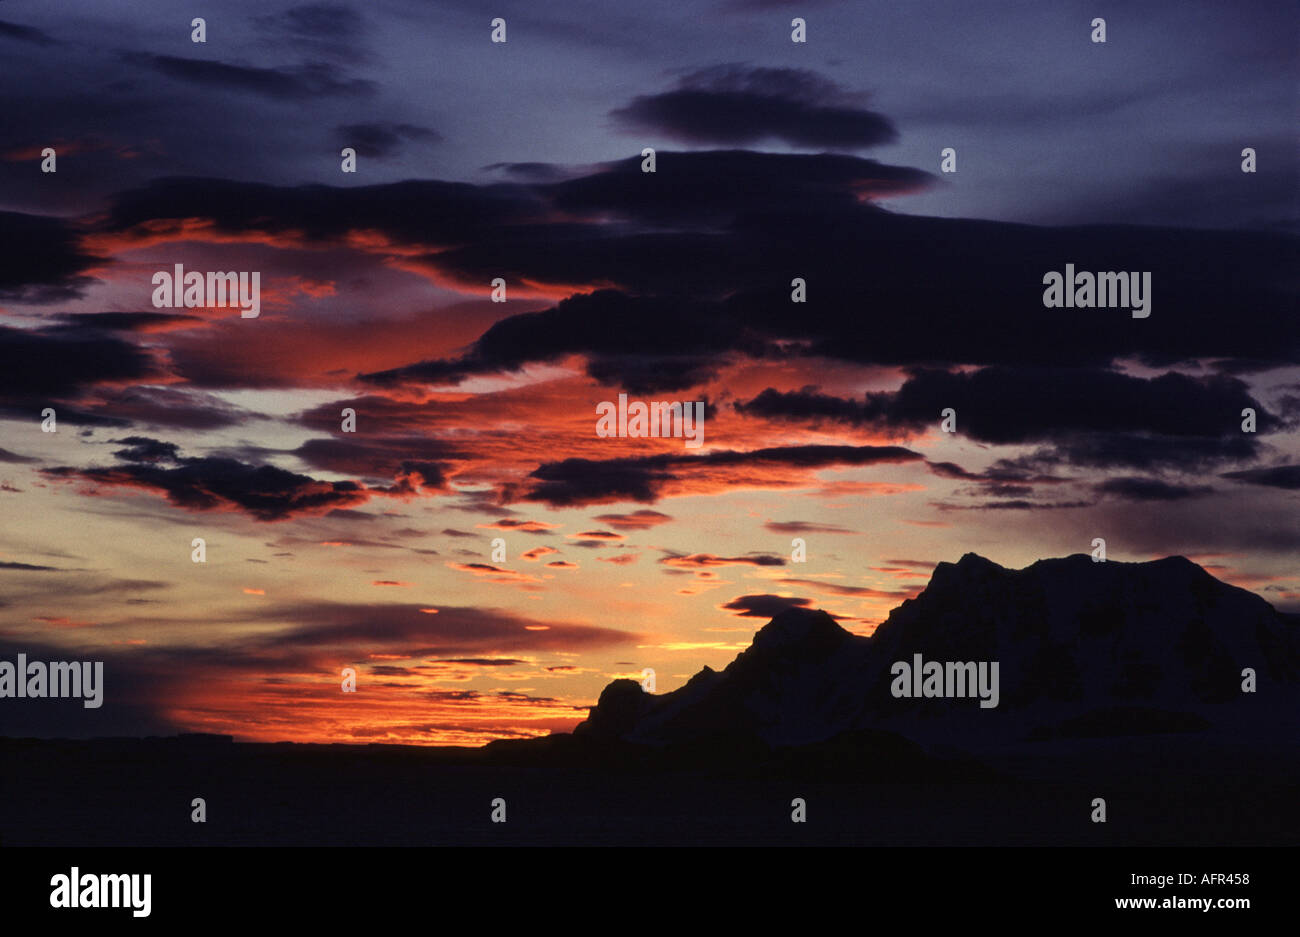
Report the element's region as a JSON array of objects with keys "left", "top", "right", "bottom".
[
  {"left": 98, "top": 152, "right": 1278, "bottom": 402},
  {"left": 361, "top": 290, "right": 739, "bottom": 393},
  {"left": 736, "top": 387, "right": 869, "bottom": 424},
  {"left": 120, "top": 53, "right": 376, "bottom": 100},
  {"left": 609, "top": 64, "right": 897, "bottom": 150},
  {"left": 584, "top": 354, "right": 724, "bottom": 395},
  {"left": 736, "top": 368, "right": 1282, "bottom": 443},
  {"left": 43, "top": 442, "right": 372, "bottom": 521},
  {"left": 739, "top": 367, "right": 1285, "bottom": 487},
  {"left": 337, "top": 122, "right": 442, "bottom": 158},
  {"left": 336, "top": 167, "right": 1290, "bottom": 393},
  {"left": 516, "top": 444, "right": 923, "bottom": 507},
  {"left": 1221, "top": 465, "right": 1300, "bottom": 490},
  {"left": 103, "top": 176, "right": 544, "bottom": 244},
  {"left": 0, "top": 211, "right": 100, "bottom": 302},
  {"left": 0, "top": 324, "right": 158, "bottom": 407},
  {"left": 719, "top": 221, "right": 1297, "bottom": 372}
]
